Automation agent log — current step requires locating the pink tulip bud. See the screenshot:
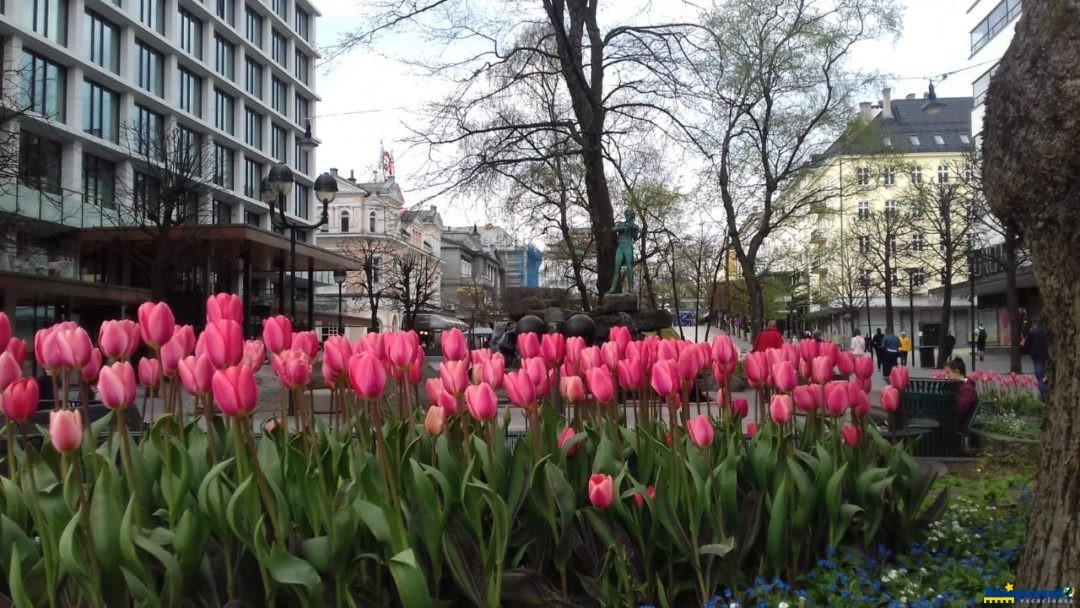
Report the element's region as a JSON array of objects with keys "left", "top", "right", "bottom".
[
  {"left": 835, "top": 352, "right": 855, "bottom": 378},
  {"left": 97, "top": 360, "right": 136, "bottom": 409},
  {"left": 578, "top": 346, "right": 602, "bottom": 371},
  {"left": 881, "top": 385, "right": 900, "bottom": 412},
  {"left": 523, "top": 357, "right": 549, "bottom": 393},
  {"left": 609, "top": 326, "right": 632, "bottom": 356},
  {"left": 440, "top": 328, "right": 467, "bottom": 361},
  {"left": 199, "top": 320, "right": 244, "bottom": 369},
  {"left": 356, "top": 331, "right": 386, "bottom": 360},
  {"left": 599, "top": 341, "right": 620, "bottom": 371},
  {"left": 558, "top": 427, "right": 579, "bottom": 456},
  {"left": 810, "top": 355, "right": 833, "bottom": 384},
  {"left": 408, "top": 348, "right": 424, "bottom": 384},
  {"left": 291, "top": 331, "right": 320, "bottom": 360},
  {"left": 271, "top": 349, "right": 312, "bottom": 389},
  {"left": 565, "top": 336, "right": 586, "bottom": 365},
  {"left": 178, "top": 354, "right": 215, "bottom": 397},
  {"left": 262, "top": 316, "right": 293, "bottom": 355},
  {"left": 676, "top": 347, "right": 700, "bottom": 383},
  {"left": 80, "top": 348, "right": 103, "bottom": 384},
  {"left": 437, "top": 389, "right": 459, "bottom": 415},
  {"left": 439, "top": 360, "right": 469, "bottom": 395},
  {"left": 771, "top": 361, "right": 798, "bottom": 393},
  {"left": 212, "top": 365, "right": 258, "bottom": 417},
  {"left": 616, "top": 359, "right": 643, "bottom": 390},
  {"left": 137, "top": 301, "right": 176, "bottom": 349},
  {"left": 464, "top": 382, "right": 498, "bottom": 420},
  {"left": 889, "top": 365, "right": 910, "bottom": 390},
  {"left": 820, "top": 342, "right": 838, "bottom": 368},
  {"left": 824, "top": 381, "right": 848, "bottom": 416},
  {"left": 559, "top": 375, "right": 585, "bottom": 404},
  {"left": 503, "top": 370, "right": 536, "bottom": 408},
  {"left": 349, "top": 352, "right": 387, "bottom": 399},
  {"left": 0, "top": 313, "right": 9, "bottom": 350},
  {"left": 5, "top": 338, "right": 26, "bottom": 366},
  {"left": 687, "top": 415, "right": 715, "bottom": 448},
  {"left": 159, "top": 338, "right": 185, "bottom": 378},
  {"left": 585, "top": 367, "right": 615, "bottom": 403},
  {"left": 322, "top": 336, "right": 352, "bottom": 388},
  {"left": 746, "top": 422, "right": 757, "bottom": 438},
  {"left": 854, "top": 355, "right": 874, "bottom": 380},
  {"left": 386, "top": 331, "right": 418, "bottom": 368},
  {"left": 137, "top": 357, "right": 161, "bottom": 389},
  {"left": 538, "top": 333, "right": 563, "bottom": 366},
  {"left": 650, "top": 359, "right": 679, "bottom": 397},
  {"left": 99, "top": 319, "right": 141, "bottom": 360},
  {"left": 49, "top": 409, "right": 83, "bottom": 453},
  {"left": 798, "top": 338, "right": 818, "bottom": 362},
  {"left": 425, "top": 378, "right": 444, "bottom": 405},
  {"left": 40, "top": 326, "right": 93, "bottom": 371},
  {"left": 241, "top": 340, "right": 266, "bottom": 373},
  {"left": 711, "top": 335, "right": 737, "bottom": 365},
  {"left": 848, "top": 381, "right": 870, "bottom": 416},
  {"left": 657, "top": 339, "right": 679, "bottom": 362},
  {"left": 516, "top": 332, "right": 541, "bottom": 359},
  {"left": 792, "top": 384, "right": 819, "bottom": 413},
  {"left": 633, "top": 486, "right": 656, "bottom": 508},
  {"left": 841, "top": 424, "right": 860, "bottom": 446},
  {"left": 743, "top": 351, "right": 769, "bottom": 388},
  {"left": 206, "top": 293, "right": 243, "bottom": 325},
  {"left": 425, "top": 405, "right": 446, "bottom": 436},
  {"left": 770, "top": 394, "right": 794, "bottom": 424},
  {"left": 0, "top": 352, "right": 22, "bottom": 392},
  {"left": 482, "top": 355, "right": 505, "bottom": 388},
  {"left": 470, "top": 348, "right": 493, "bottom": 365},
  {"left": 2, "top": 378, "right": 38, "bottom": 423},
  {"left": 587, "top": 473, "right": 615, "bottom": 509},
  {"left": 765, "top": 347, "right": 784, "bottom": 372},
  {"left": 730, "top": 397, "right": 749, "bottom": 419}
]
